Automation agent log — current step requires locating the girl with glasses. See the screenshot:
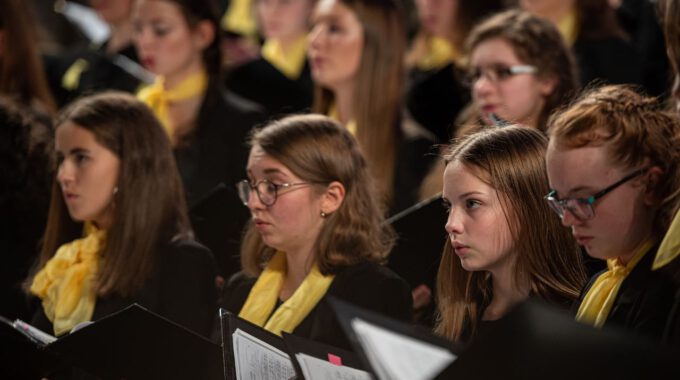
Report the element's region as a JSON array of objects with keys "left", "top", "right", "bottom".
[
  {"left": 221, "top": 114, "right": 412, "bottom": 349},
  {"left": 437, "top": 126, "right": 585, "bottom": 344},
  {"left": 546, "top": 85, "right": 680, "bottom": 341}
]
